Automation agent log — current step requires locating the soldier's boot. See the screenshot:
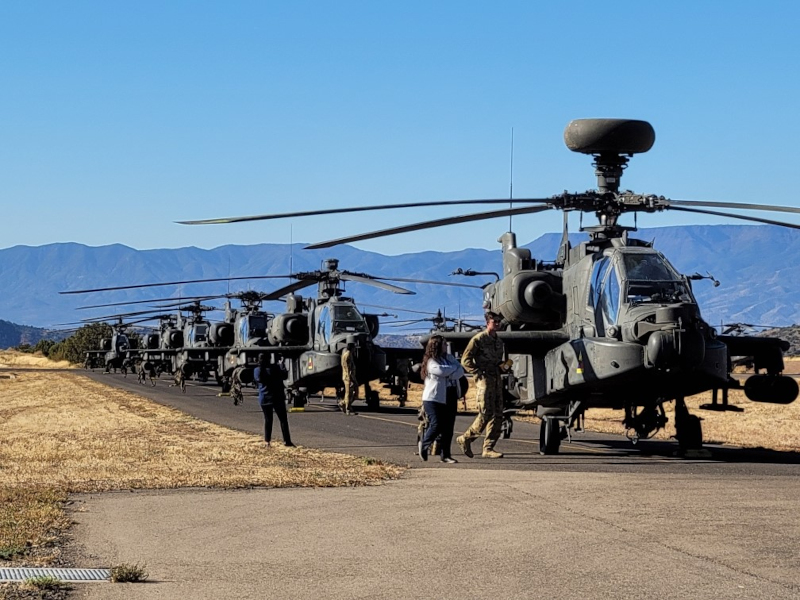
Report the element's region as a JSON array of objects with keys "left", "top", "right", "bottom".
[
  {"left": 456, "top": 435, "right": 474, "bottom": 458},
  {"left": 481, "top": 448, "right": 504, "bottom": 459}
]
